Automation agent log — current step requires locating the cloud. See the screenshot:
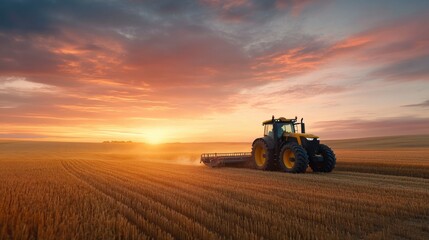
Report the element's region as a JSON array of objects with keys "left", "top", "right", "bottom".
[
  {"left": 402, "top": 99, "right": 429, "bottom": 108},
  {"left": 371, "top": 55, "right": 429, "bottom": 82},
  {"left": 122, "top": 24, "right": 251, "bottom": 86},
  {"left": 314, "top": 117, "right": 429, "bottom": 139},
  {"left": 267, "top": 83, "right": 348, "bottom": 100},
  {"left": 0, "top": 33, "right": 64, "bottom": 75},
  {"left": 255, "top": 12, "right": 429, "bottom": 83},
  {"left": 0, "top": 0, "right": 55, "bottom": 33},
  {"left": 0, "top": 133, "right": 49, "bottom": 139},
  {"left": 339, "top": 13, "right": 429, "bottom": 82},
  {"left": 200, "top": 0, "right": 317, "bottom": 22},
  {"left": 0, "top": 0, "right": 254, "bottom": 113},
  {"left": 0, "top": 0, "right": 146, "bottom": 33},
  {"left": 0, "top": 77, "right": 55, "bottom": 92},
  {"left": 253, "top": 40, "right": 330, "bottom": 80}
]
